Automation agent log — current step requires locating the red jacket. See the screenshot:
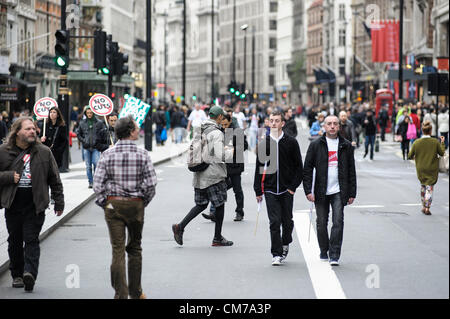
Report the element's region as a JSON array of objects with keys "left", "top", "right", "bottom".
[{"left": 410, "top": 113, "right": 420, "bottom": 130}]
